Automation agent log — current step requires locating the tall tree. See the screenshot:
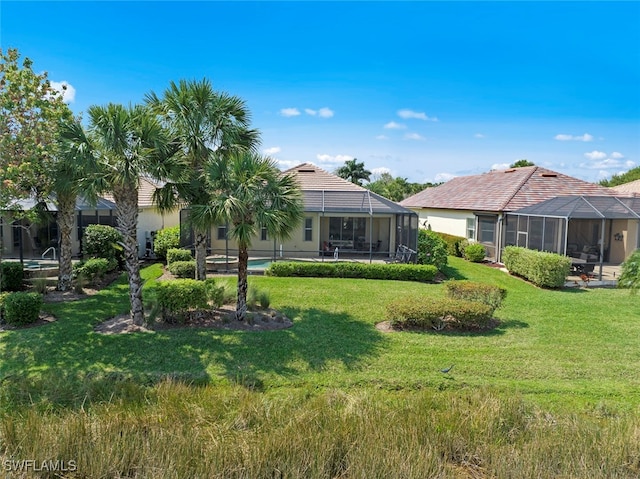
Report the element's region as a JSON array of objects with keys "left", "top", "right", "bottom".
[
  {"left": 191, "top": 152, "right": 303, "bottom": 321},
  {"left": 335, "top": 158, "right": 371, "bottom": 186},
  {"left": 146, "top": 79, "right": 259, "bottom": 280},
  {"left": 599, "top": 166, "right": 640, "bottom": 187},
  {"left": 0, "top": 48, "right": 72, "bottom": 290},
  {"left": 366, "top": 172, "right": 440, "bottom": 201},
  {"left": 510, "top": 159, "right": 535, "bottom": 168},
  {"left": 67, "top": 103, "right": 174, "bottom": 325}
]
